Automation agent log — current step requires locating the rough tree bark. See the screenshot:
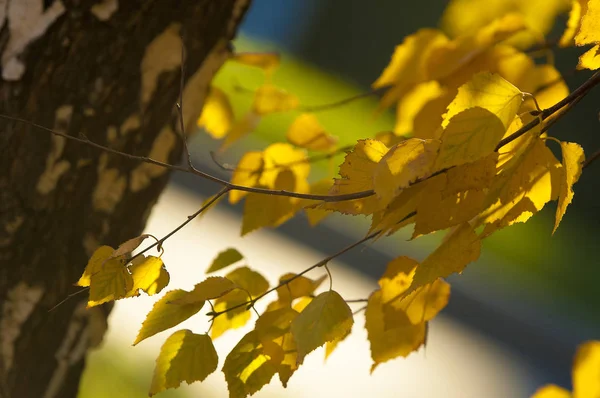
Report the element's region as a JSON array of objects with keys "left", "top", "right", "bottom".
[{"left": 0, "top": 1, "right": 250, "bottom": 397}]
